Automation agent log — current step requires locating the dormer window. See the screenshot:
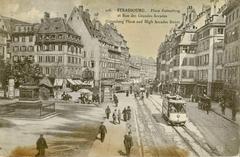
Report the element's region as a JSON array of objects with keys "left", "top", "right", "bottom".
[
  {"left": 58, "top": 34, "right": 62, "bottom": 39},
  {"left": 51, "top": 35, "right": 55, "bottom": 39}
]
